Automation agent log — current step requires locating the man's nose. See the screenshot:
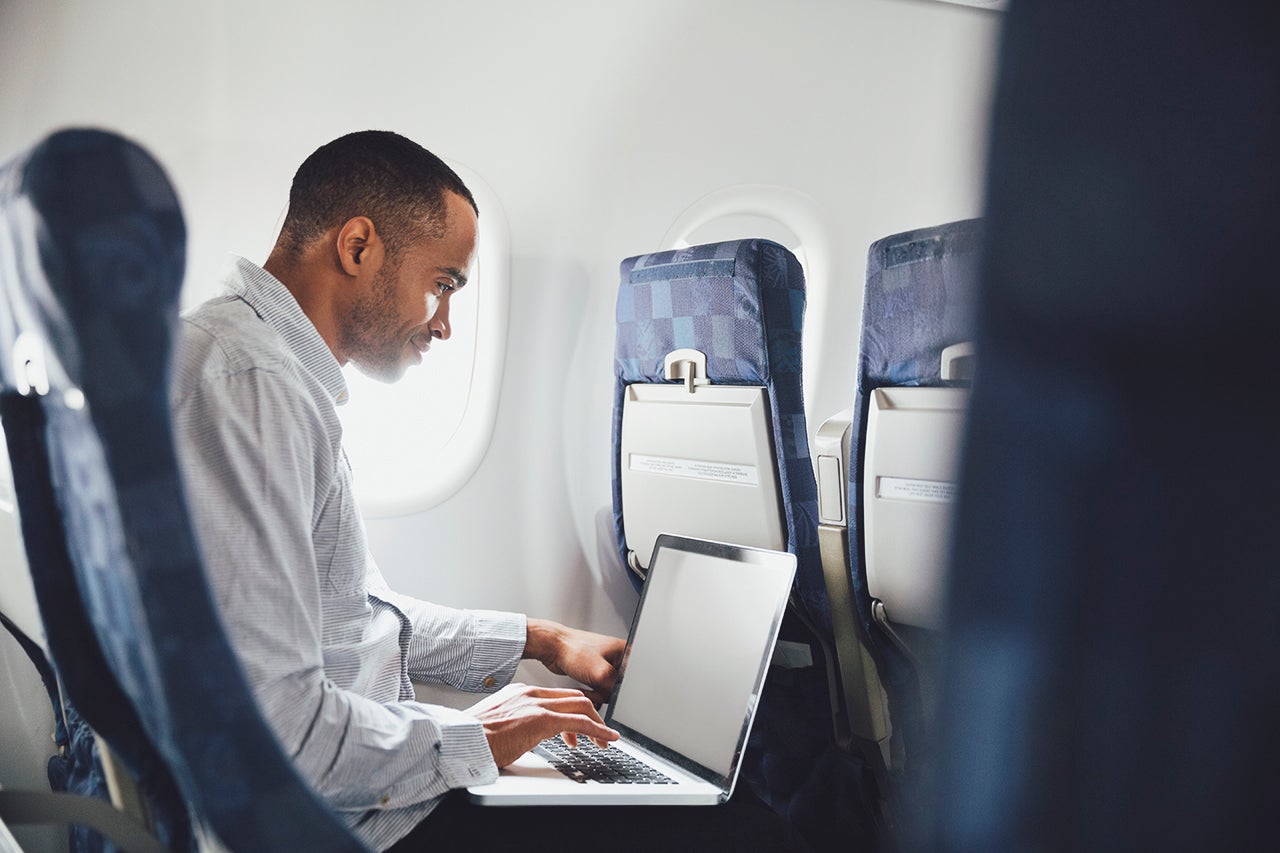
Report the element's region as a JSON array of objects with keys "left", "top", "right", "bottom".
[{"left": 429, "top": 295, "right": 451, "bottom": 340}]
